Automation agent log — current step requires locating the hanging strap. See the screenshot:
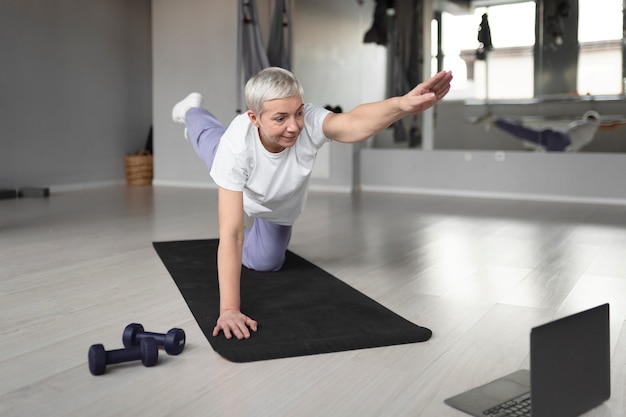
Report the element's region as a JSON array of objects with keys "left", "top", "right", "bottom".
[
  {"left": 236, "top": 1, "right": 243, "bottom": 113},
  {"left": 267, "top": 0, "right": 292, "bottom": 69},
  {"left": 236, "top": 0, "right": 290, "bottom": 114}
]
